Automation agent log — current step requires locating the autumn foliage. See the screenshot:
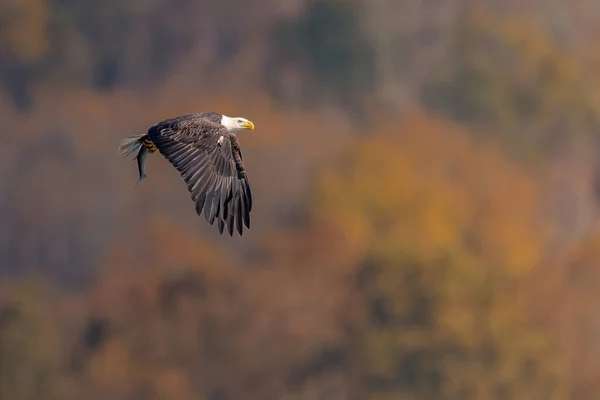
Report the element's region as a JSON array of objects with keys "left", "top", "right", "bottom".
[{"left": 3, "top": 1, "right": 600, "bottom": 399}]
